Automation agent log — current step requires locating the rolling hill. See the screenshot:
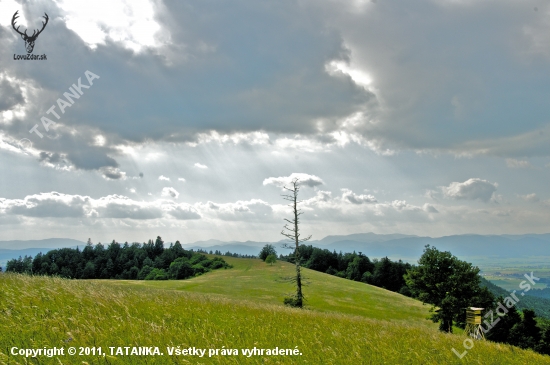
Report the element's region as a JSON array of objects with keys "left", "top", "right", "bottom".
[{"left": 1, "top": 256, "right": 549, "bottom": 364}]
